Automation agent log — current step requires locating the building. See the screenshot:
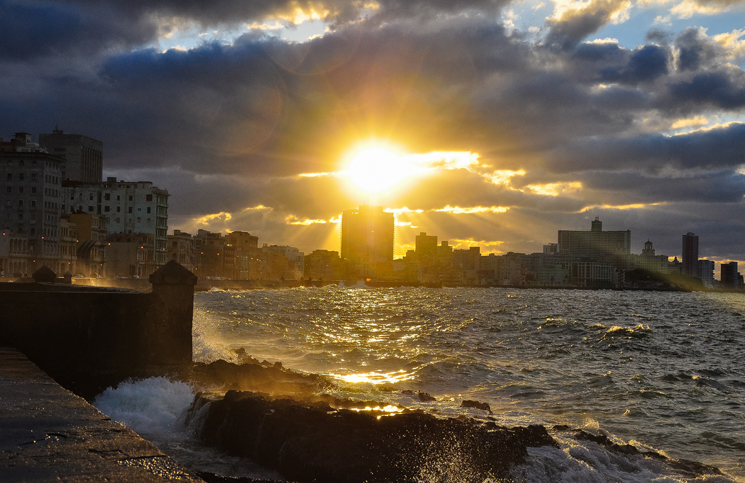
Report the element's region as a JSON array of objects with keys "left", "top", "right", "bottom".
[
  {"left": 38, "top": 129, "right": 103, "bottom": 183},
  {"left": 194, "top": 229, "right": 224, "bottom": 278},
  {"left": 558, "top": 217, "right": 631, "bottom": 267},
  {"left": 721, "top": 262, "right": 740, "bottom": 289},
  {"left": 59, "top": 216, "right": 78, "bottom": 275},
  {"left": 698, "top": 259, "right": 715, "bottom": 288},
  {"left": 167, "top": 230, "right": 197, "bottom": 272},
  {"left": 261, "top": 245, "right": 304, "bottom": 280},
  {"left": 63, "top": 177, "right": 169, "bottom": 266},
  {"left": 0, "top": 231, "right": 31, "bottom": 276},
  {"left": 682, "top": 232, "right": 699, "bottom": 279},
  {"left": 0, "top": 132, "right": 65, "bottom": 272},
  {"left": 304, "top": 250, "right": 344, "bottom": 280},
  {"left": 106, "top": 232, "right": 156, "bottom": 278},
  {"left": 70, "top": 213, "right": 107, "bottom": 277},
  {"left": 341, "top": 206, "right": 394, "bottom": 278},
  {"left": 225, "top": 231, "right": 260, "bottom": 280},
  {"left": 630, "top": 240, "right": 669, "bottom": 274}
]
